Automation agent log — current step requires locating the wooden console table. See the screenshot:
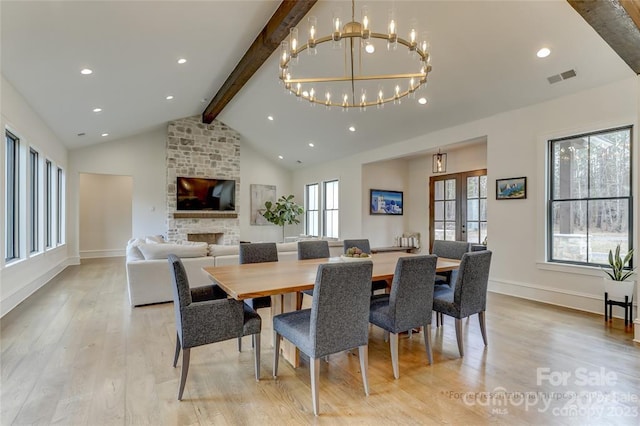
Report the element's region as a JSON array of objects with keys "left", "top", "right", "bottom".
[{"left": 371, "top": 246, "right": 416, "bottom": 254}]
